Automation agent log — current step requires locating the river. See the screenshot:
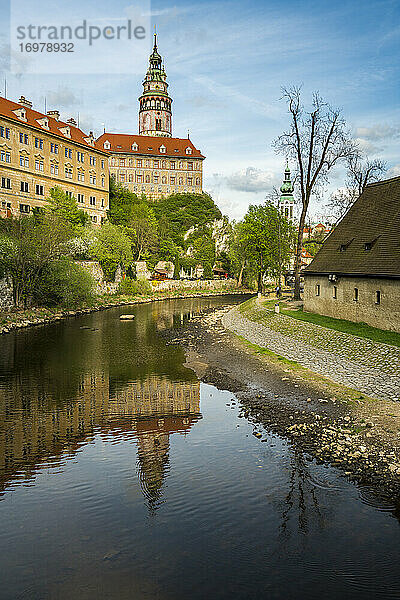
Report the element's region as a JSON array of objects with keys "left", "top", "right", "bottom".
[{"left": 1, "top": 296, "right": 400, "bottom": 599}]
